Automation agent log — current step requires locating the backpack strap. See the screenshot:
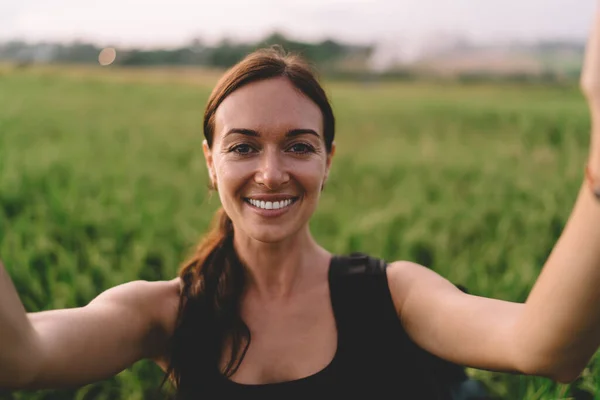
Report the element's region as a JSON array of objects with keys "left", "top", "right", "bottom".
[
  {"left": 328, "top": 252, "right": 487, "bottom": 400},
  {"left": 328, "top": 252, "right": 444, "bottom": 398},
  {"left": 328, "top": 252, "right": 401, "bottom": 345}
]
